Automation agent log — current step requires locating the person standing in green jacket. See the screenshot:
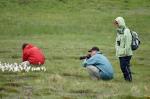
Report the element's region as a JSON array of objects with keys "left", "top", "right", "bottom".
[{"left": 114, "top": 17, "right": 133, "bottom": 82}]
